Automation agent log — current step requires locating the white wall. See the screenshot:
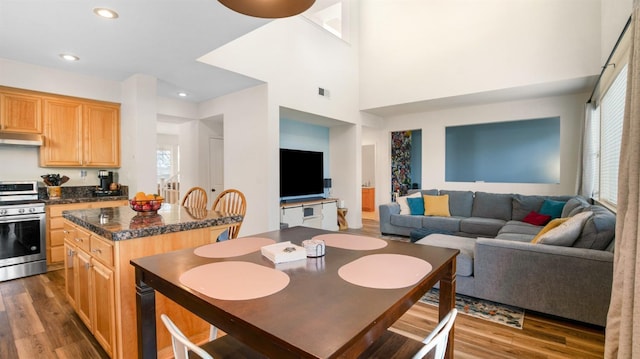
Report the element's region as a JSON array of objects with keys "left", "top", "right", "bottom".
[
  {"left": 601, "top": 0, "right": 633, "bottom": 64},
  {"left": 120, "top": 74, "right": 158, "bottom": 194},
  {"left": 199, "top": 85, "right": 272, "bottom": 236},
  {"left": 375, "top": 92, "right": 589, "bottom": 204},
  {"left": 198, "top": 2, "right": 365, "bottom": 229},
  {"left": 359, "top": 0, "right": 601, "bottom": 111}
]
